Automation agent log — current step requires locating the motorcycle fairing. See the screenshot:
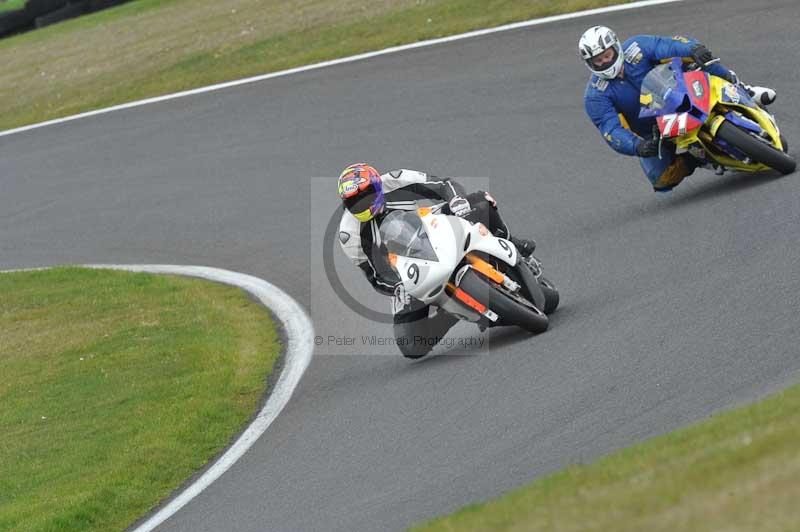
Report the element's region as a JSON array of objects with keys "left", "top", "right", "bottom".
[
  {"left": 640, "top": 59, "right": 706, "bottom": 139},
  {"left": 684, "top": 70, "right": 711, "bottom": 114},
  {"left": 639, "top": 58, "right": 785, "bottom": 172},
  {"left": 724, "top": 110, "right": 762, "bottom": 136},
  {"left": 702, "top": 75, "right": 785, "bottom": 170},
  {"left": 656, "top": 112, "right": 703, "bottom": 139},
  {"left": 391, "top": 212, "right": 518, "bottom": 307},
  {"left": 464, "top": 228, "right": 519, "bottom": 269}
]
